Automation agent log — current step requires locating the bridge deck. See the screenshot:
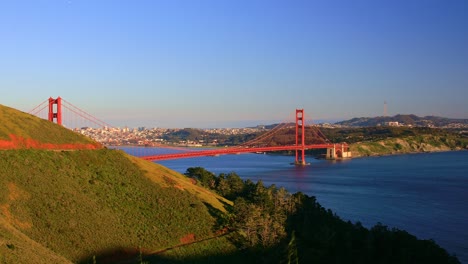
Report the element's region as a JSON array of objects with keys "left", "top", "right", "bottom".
[{"left": 141, "top": 144, "right": 347, "bottom": 161}]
